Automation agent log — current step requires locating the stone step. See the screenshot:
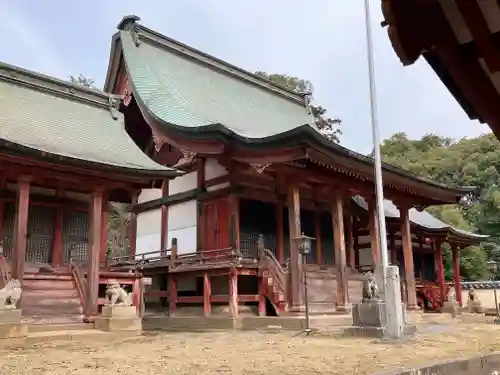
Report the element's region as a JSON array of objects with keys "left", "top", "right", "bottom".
[
  {"left": 24, "top": 273, "right": 73, "bottom": 281},
  {"left": 24, "top": 314, "right": 84, "bottom": 325},
  {"left": 28, "top": 322, "right": 91, "bottom": 333},
  {"left": 23, "top": 289, "right": 80, "bottom": 298},
  {"left": 23, "top": 297, "right": 81, "bottom": 307},
  {"left": 23, "top": 280, "right": 75, "bottom": 290},
  {"left": 23, "top": 305, "right": 83, "bottom": 316}
]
